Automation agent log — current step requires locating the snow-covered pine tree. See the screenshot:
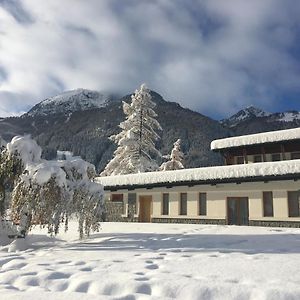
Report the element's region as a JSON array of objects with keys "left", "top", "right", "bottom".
[
  {"left": 160, "top": 139, "right": 184, "bottom": 171},
  {"left": 101, "top": 84, "right": 162, "bottom": 175}
]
